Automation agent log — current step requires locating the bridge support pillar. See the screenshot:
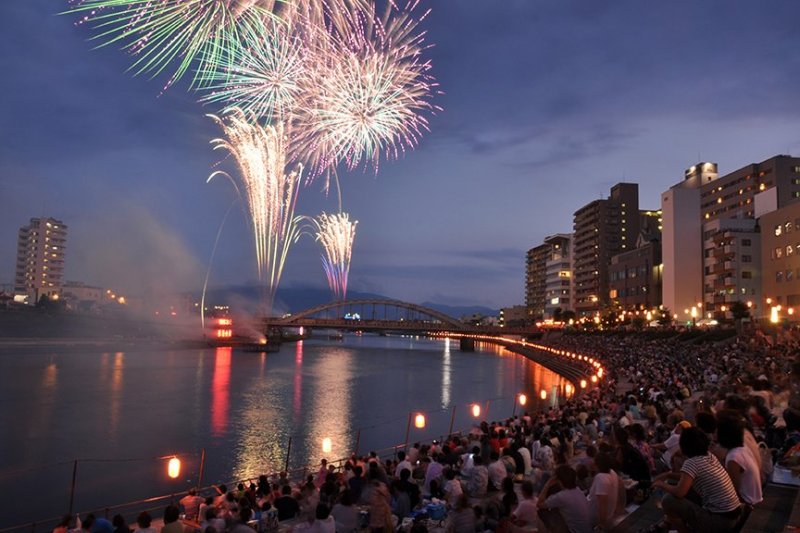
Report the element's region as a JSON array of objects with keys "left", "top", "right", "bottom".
[{"left": 459, "top": 338, "right": 475, "bottom": 352}]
